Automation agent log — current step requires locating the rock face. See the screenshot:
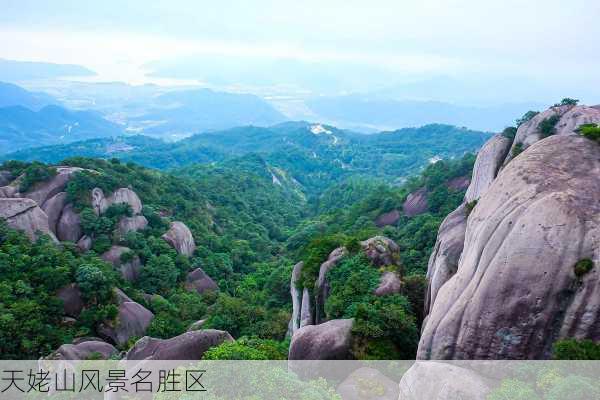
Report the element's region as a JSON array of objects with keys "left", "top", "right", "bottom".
[
  {"left": 101, "top": 246, "right": 142, "bottom": 282},
  {"left": 375, "top": 209, "right": 401, "bottom": 227},
  {"left": 288, "top": 318, "right": 354, "bottom": 360},
  {"left": 117, "top": 215, "right": 148, "bottom": 236},
  {"left": 360, "top": 236, "right": 400, "bottom": 267},
  {"left": 464, "top": 134, "right": 512, "bottom": 203},
  {"left": 23, "top": 166, "right": 82, "bottom": 207},
  {"left": 374, "top": 271, "right": 402, "bottom": 296},
  {"left": 57, "top": 284, "right": 84, "bottom": 318},
  {"left": 51, "top": 340, "right": 118, "bottom": 360},
  {"left": 419, "top": 135, "right": 600, "bottom": 359},
  {"left": 289, "top": 261, "right": 305, "bottom": 335},
  {"left": 0, "top": 198, "right": 56, "bottom": 241},
  {"left": 126, "top": 330, "right": 233, "bottom": 360},
  {"left": 92, "top": 187, "right": 143, "bottom": 215},
  {"left": 41, "top": 192, "right": 68, "bottom": 234},
  {"left": 424, "top": 204, "right": 467, "bottom": 316},
  {"left": 77, "top": 235, "right": 92, "bottom": 252},
  {"left": 403, "top": 188, "right": 428, "bottom": 217},
  {"left": 337, "top": 367, "right": 399, "bottom": 400},
  {"left": 315, "top": 247, "right": 348, "bottom": 324},
  {"left": 446, "top": 176, "right": 471, "bottom": 191},
  {"left": 162, "top": 221, "right": 196, "bottom": 256},
  {"left": 300, "top": 288, "right": 313, "bottom": 328},
  {"left": 185, "top": 268, "right": 218, "bottom": 294},
  {"left": 99, "top": 301, "right": 154, "bottom": 346},
  {"left": 56, "top": 204, "right": 82, "bottom": 242},
  {"left": 0, "top": 170, "right": 12, "bottom": 186}
]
